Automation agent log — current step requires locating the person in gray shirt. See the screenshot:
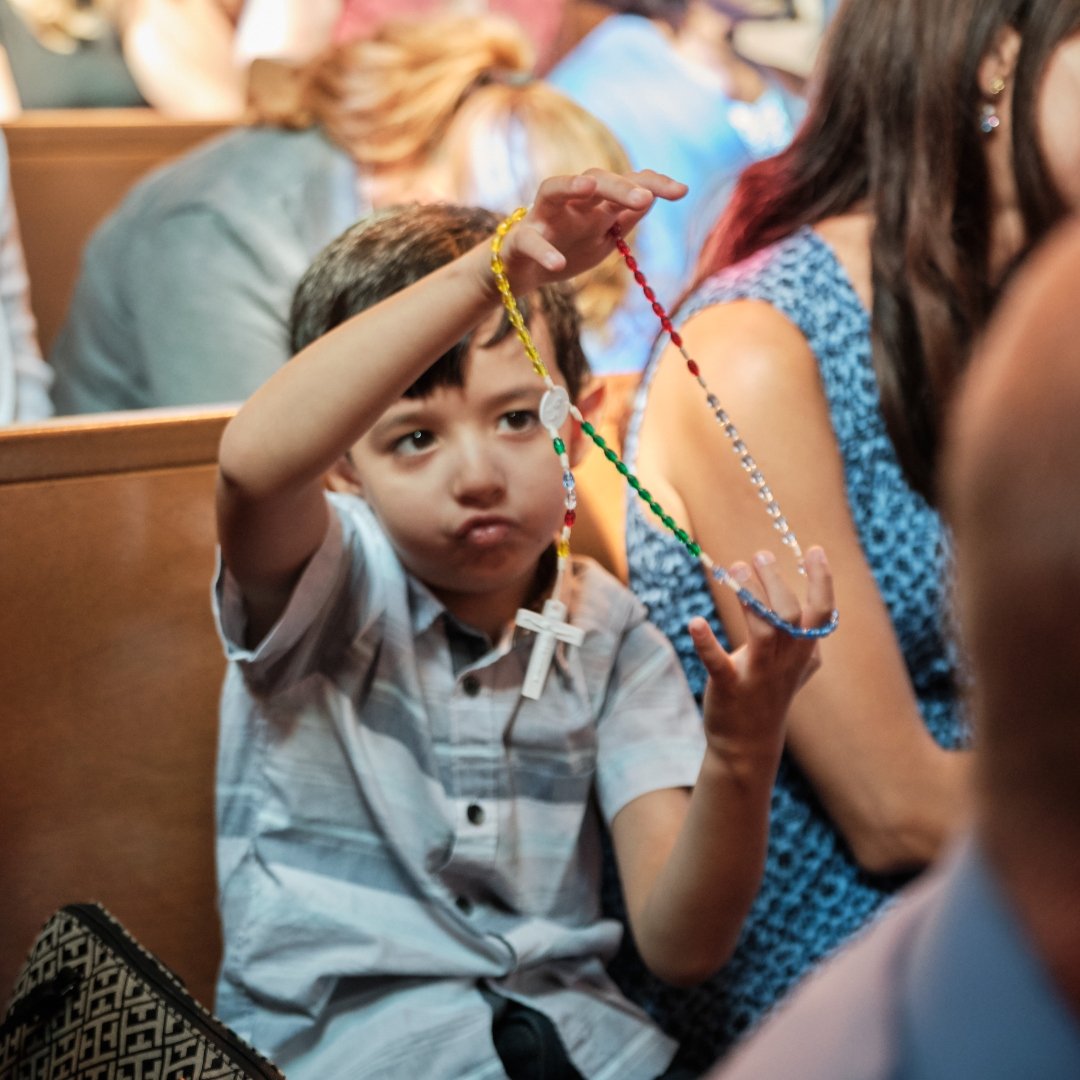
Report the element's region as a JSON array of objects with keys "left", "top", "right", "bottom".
[{"left": 48, "top": 12, "right": 631, "bottom": 414}]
